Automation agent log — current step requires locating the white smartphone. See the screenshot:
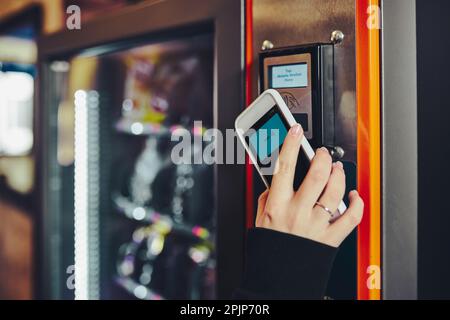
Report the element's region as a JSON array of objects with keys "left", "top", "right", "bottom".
[{"left": 235, "top": 89, "right": 346, "bottom": 217}]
